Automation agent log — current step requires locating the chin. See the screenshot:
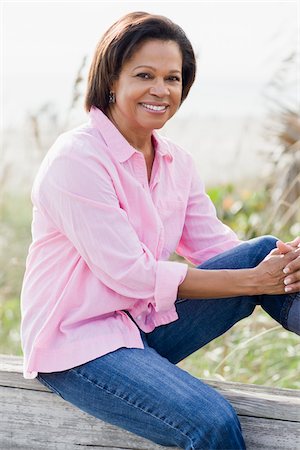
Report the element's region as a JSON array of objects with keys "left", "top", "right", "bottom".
[
  {"left": 141, "top": 117, "right": 170, "bottom": 130},
  {"left": 153, "top": 123, "right": 166, "bottom": 130}
]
